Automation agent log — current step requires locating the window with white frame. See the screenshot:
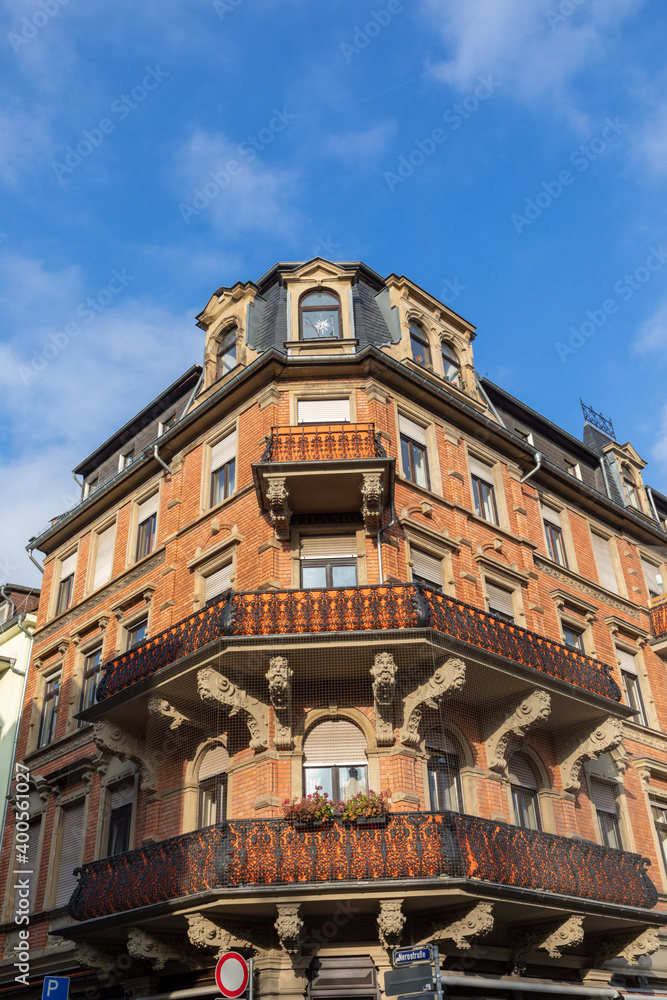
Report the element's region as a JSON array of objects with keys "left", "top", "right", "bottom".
[
  {"left": 591, "top": 532, "right": 620, "bottom": 594},
  {"left": 297, "top": 398, "right": 350, "bottom": 424},
  {"left": 652, "top": 801, "right": 667, "bottom": 875},
  {"left": 486, "top": 581, "right": 515, "bottom": 624},
  {"left": 565, "top": 459, "right": 582, "bottom": 480},
  {"left": 302, "top": 719, "right": 368, "bottom": 801},
  {"left": 299, "top": 290, "right": 342, "bottom": 340},
  {"left": 37, "top": 670, "right": 61, "bottom": 748},
  {"left": 562, "top": 622, "right": 585, "bottom": 652},
  {"left": 588, "top": 776, "right": 622, "bottom": 849},
  {"left": 469, "top": 455, "right": 499, "bottom": 525},
  {"left": 617, "top": 647, "right": 649, "bottom": 727},
  {"left": 198, "top": 745, "right": 229, "bottom": 827},
  {"left": 53, "top": 800, "right": 85, "bottom": 908},
  {"left": 92, "top": 523, "right": 116, "bottom": 591},
  {"left": 158, "top": 414, "right": 177, "bottom": 436},
  {"left": 641, "top": 557, "right": 664, "bottom": 601},
  {"left": 204, "top": 562, "right": 233, "bottom": 602},
  {"left": 210, "top": 431, "right": 236, "bottom": 507},
  {"left": 508, "top": 752, "right": 542, "bottom": 831},
  {"left": 126, "top": 616, "right": 148, "bottom": 650},
  {"left": 119, "top": 448, "right": 135, "bottom": 470},
  {"left": 399, "top": 415, "right": 430, "bottom": 490},
  {"left": 78, "top": 646, "right": 103, "bottom": 721},
  {"left": 410, "top": 548, "right": 444, "bottom": 591},
  {"left": 55, "top": 551, "right": 77, "bottom": 616},
  {"left": 425, "top": 730, "right": 462, "bottom": 812},
  {"left": 300, "top": 536, "right": 357, "bottom": 589},
  {"left": 135, "top": 494, "right": 158, "bottom": 561},
  {"left": 542, "top": 504, "right": 568, "bottom": 568},
  {"left": 440, "top": 342, "right": 462, "bottom": 386},
  {"left": 621, "top": 464, "right": 641, "bottom": 510}
]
